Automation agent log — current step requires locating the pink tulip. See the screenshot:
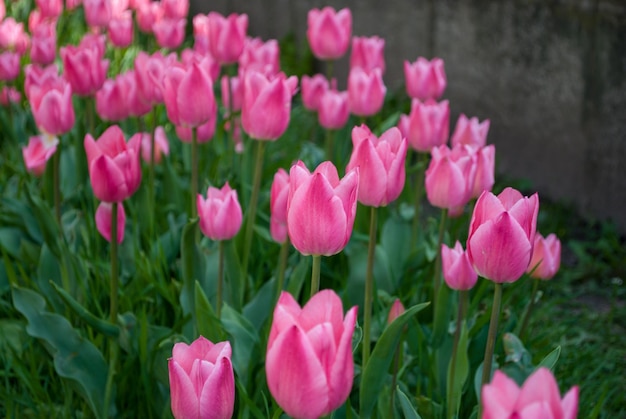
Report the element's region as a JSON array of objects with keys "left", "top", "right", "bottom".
[
  {"left": 108, "top": 11, "right": 133, "bottom": 48},
  {"left": 24, "top": 63, "right": 58, "bottom": 99},
  {"left": 29, "top": 75, "right": 75, "bottom": 135},
  {"left": 301, "top": 74, "right": 329, "bottom": 111},
  {"left": 527, "top": 233, "right": 561, "bottom": 280},
  {"left": 425, "top": 144, "right": 476, "bottom": 212},
  {"left": 197, "top": 183, "right": 243, "bottom": 241},
  {"left": 350, "top": 36, "right": 385, "bottom": 73},
  {"left": 470, "top": 144, "right": 496, "bottom": 199},
  {"left": 61, "top": 34, "right": 109, "bottom": 96},
  {"left": 175, "top": 119, "right": 216, "bottom": 144},
  {"left": 96, "top": 76, "right": 131, "bottom": 121},
  {"left": 267, "top": 290, "right": 357, "bottom": 419},
  {"left": 162, "top": 0, "right": 188, "bottom": 20},
  {"left": 346, "top": 125, "right": 407, "bottom": 207},
  {"left": 318, "top": 89, "right": 349, "bottom": 130},
  {"left": 30, "top": 19, "right": 57, "bottom": 66},
  {"left": 0, "top": 86, "right": 21, "bottom": 105},
  {"left": 467, "top": 187, "right": 539, "bottom": 283},
  {"left": 83, "top": 0, "right": 112, "bottom": 28},
  {"left": 0, "top": 18, "right": 30, "bottom": 53},
  {"left": 134, "top": 51, "right": 168, "bottom": 106},
  {"left": 402, "top": 98, "right": 450, "bottom": 152},
  {"left": 84, "top": 126, "right": 142, "bottom": 203},
  {"left": 153, "top": 18, "right": 186, "bottom": 49},
  {"left": 123, "top": 70, "right": 152, "bottom": 117},
  {"left": 168, "top": 336, "right": 235, "bottom": 419},
  {"left": 22, "top": 134, "right": 58, "bottom": 176},
  {"left": 140, "top": 126, "right": 170, "bottom": 164},
  {"left": 220, "top": 73, "right": 243, "bottom": 115},
  {"left": 180, "top": 48, "right": 220, "bottom": 82},
  {"left": 387, "top": 299, "right": 405, "bottom": 325},
  {"left": 136, "top": 1, "right": 163, "bottom": 33},
  {"left": 0, "top": 1, "right": 4, "bottom": 21},
  {"left": 192, "top": 14, "right": 210, "bottom": 53},
  {"left": 36, "top": 0, "right": 63, "bottom": 19},
  {"left": 404, "top": 57, "right": 447, "bottom": 101},
  {"left": 287, "top": 161, "right": 359, "bottom": 256},
  {"left": 66, "top": 0, "right": 83, "bottom": 10},
  {"left": 482, "top": 368, "right": 578, "bottom": 419},
  {"left": 0, "top": 51, "right": 21, "bottom": 81},
  {"left": 95, "top": 201, "right": 126, "bottom": 243},
  {"left": 110, "top": 0, "right": 130, "bottom": 19},
  {"left": 239, "top": 37, "right": 280, "bottom": 75},
  {"left": 442, "top": 241, "right": 478, "bottom": 290},
  {"left": 241, "top": 70, "right": 297, "bottom": 141},
  {"left": 451, "top": 114, "right": 491, "bottom": 149},
  {"left": 162, "top": 62, "right": 216, "bottom": 128},
  {"left": 270, "top": 168, "right": 290, "bottom": 244},
  {"left": 306, "top": 7, "right": 352, "bottom": 60},
  {"left": 206, "top": 12, "right": 248, "bottom": 64},
  {"left": 348, "top": 67, "right": 386, "bottom": 117}
]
